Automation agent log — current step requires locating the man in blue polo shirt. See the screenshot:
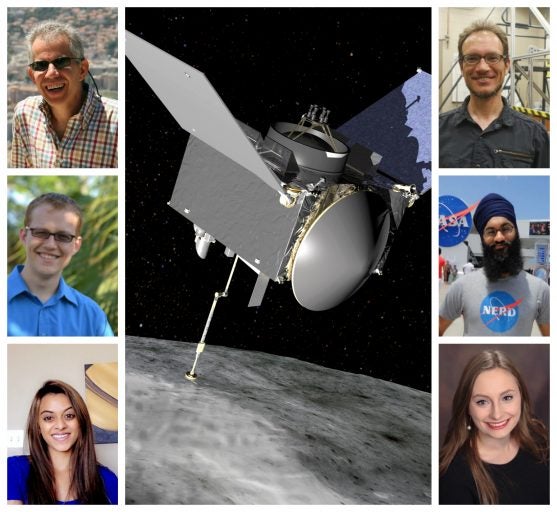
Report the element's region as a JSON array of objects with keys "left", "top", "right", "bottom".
[{"left": 8, "top": 193, "right": 113, "bottom": 336}]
